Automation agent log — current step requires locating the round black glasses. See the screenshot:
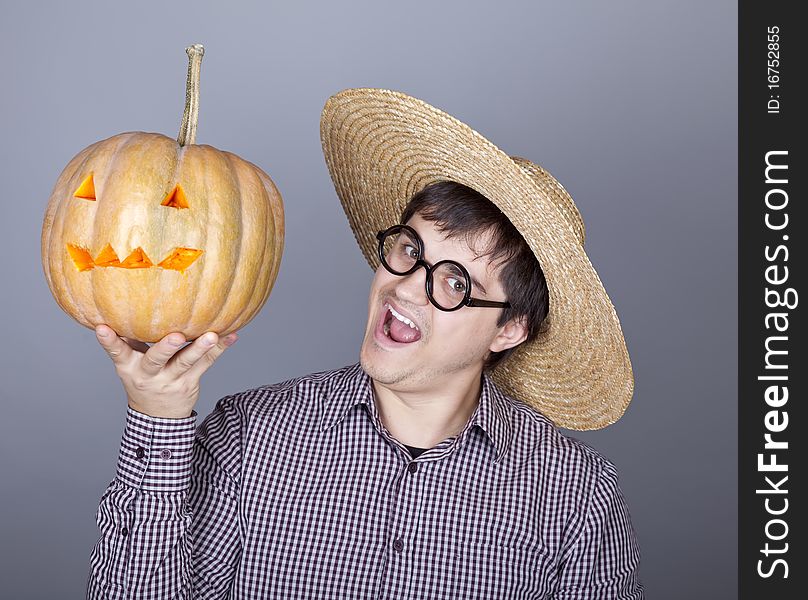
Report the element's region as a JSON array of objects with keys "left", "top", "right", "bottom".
[{"left": 376, "top": 224, "right": 512, "bottom": 312}]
